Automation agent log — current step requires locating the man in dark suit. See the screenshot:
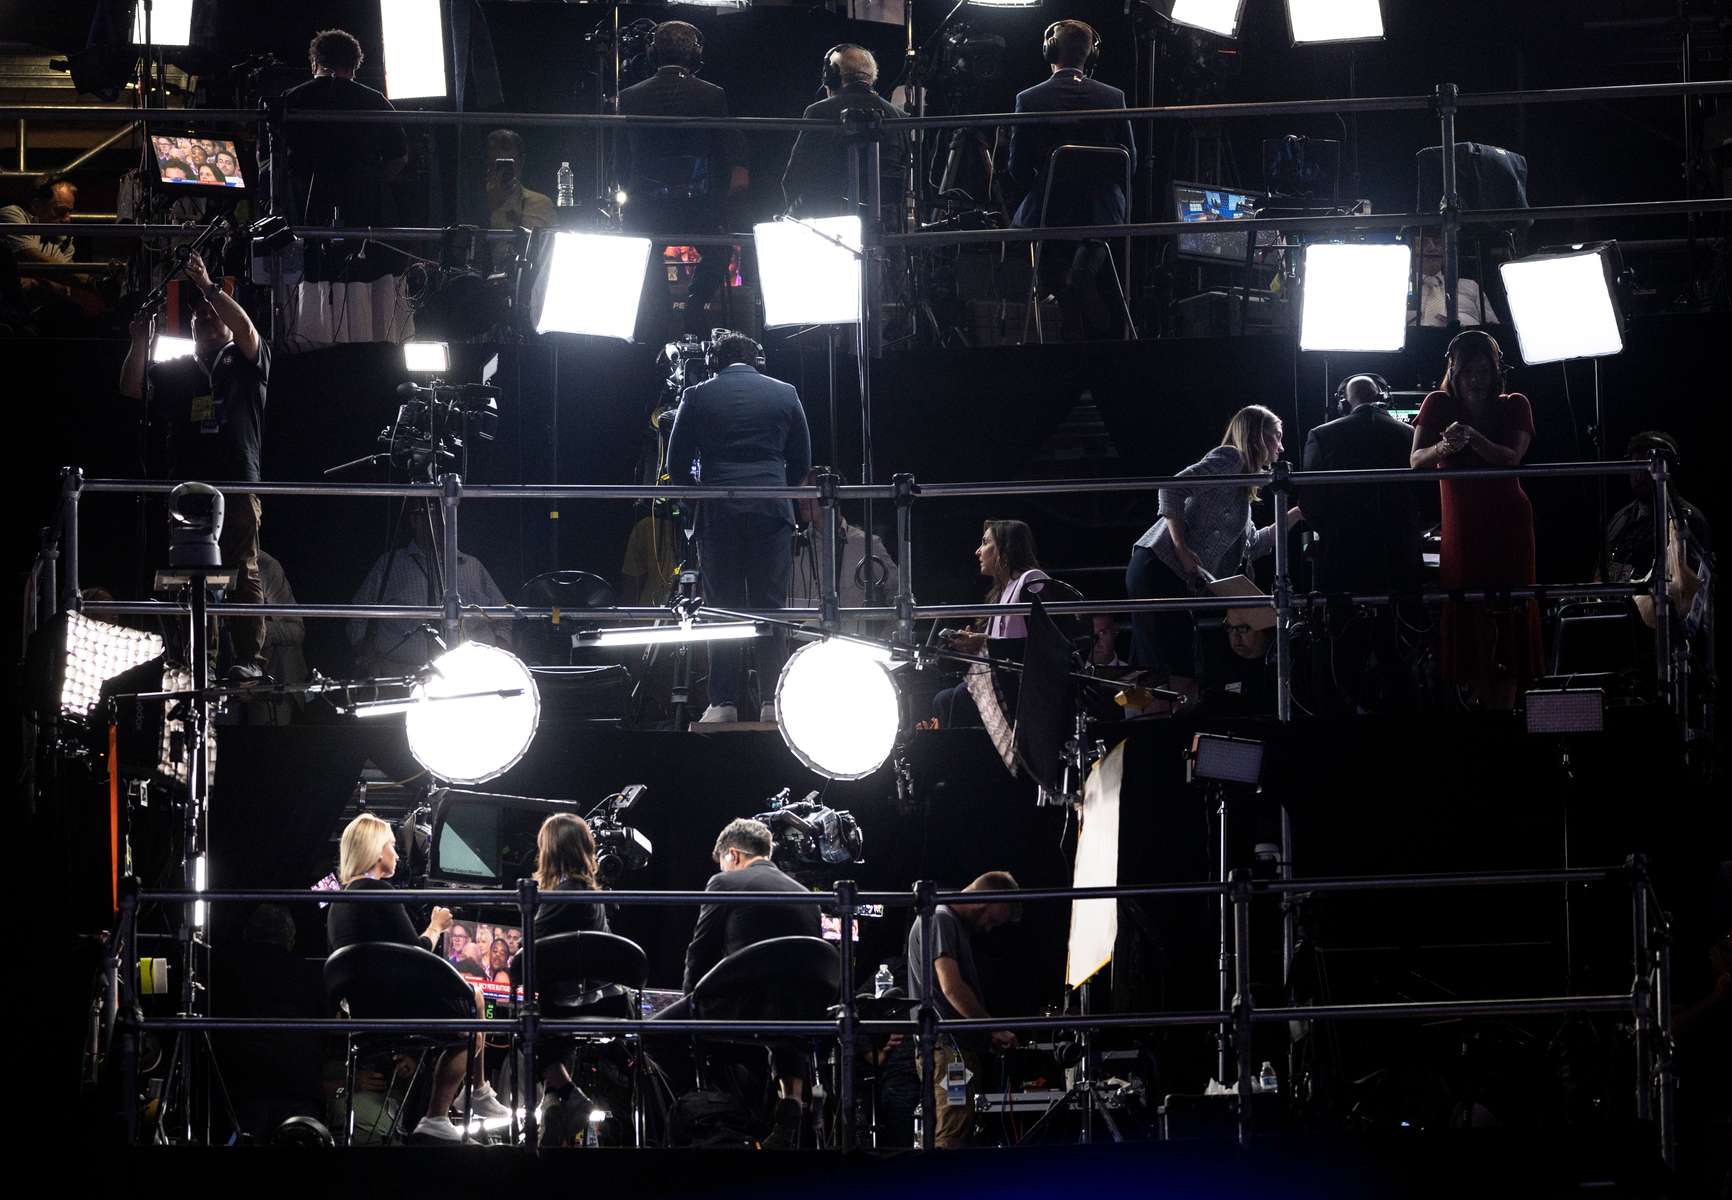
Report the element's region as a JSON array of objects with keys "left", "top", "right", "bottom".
[
  {"left": 616, "top": 20, "right": 747, "bottom": 337},
  {"left": 666, "top": 331, "right": 811, "bottom": 724},
  {"left": 1008, "top": 20, "right": 1135, "bottom": 339},
  {"left": 681, "top": 818, "right": 822, "bottom": 1146},
  {"left": 1300, "top": 375, "right": 1423, "bottom": 711},
  {"left": 780, "top": 45, "right": 908, "bottom": 221}
]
